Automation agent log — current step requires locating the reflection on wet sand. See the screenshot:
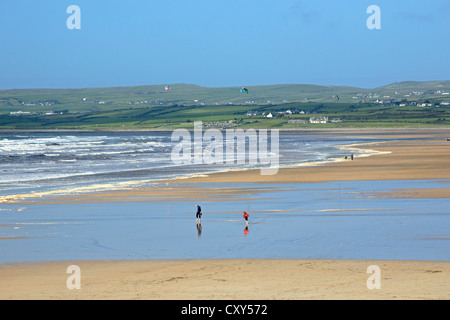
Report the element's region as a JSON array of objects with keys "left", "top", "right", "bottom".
[{"left": 196, "top": 223, "right": 202, "bottom": 238}]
